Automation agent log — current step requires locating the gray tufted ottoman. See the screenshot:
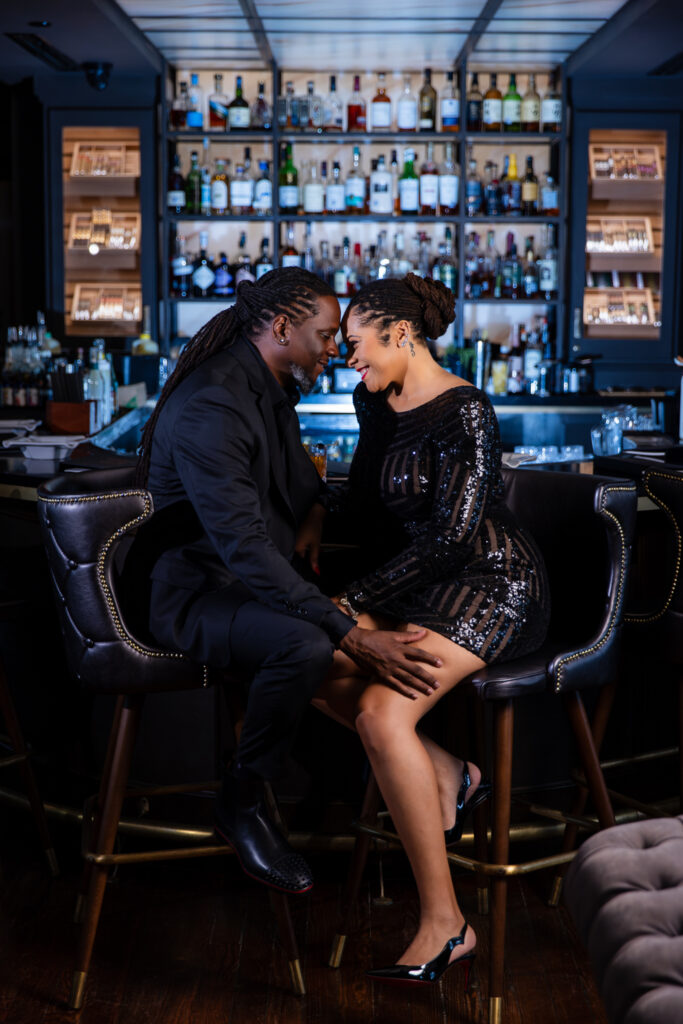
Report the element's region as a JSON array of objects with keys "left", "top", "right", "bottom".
[{"left": 564, "top": 816, "right": 683, "bottom": 1023}]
